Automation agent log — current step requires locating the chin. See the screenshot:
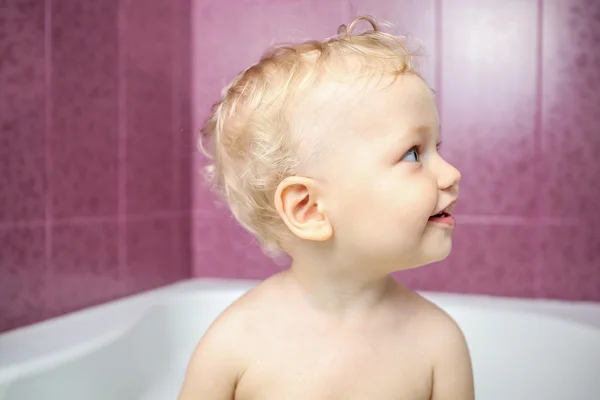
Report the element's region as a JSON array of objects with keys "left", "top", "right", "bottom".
[
  {"left": 376, "top": 237, "right": 453, "bottom": 272},
  {"left": 426, "top": 229, "right": 454, "bottom": 259},
  {"left": 418, "top": 241, "right": 453, "bottom": 266},
  {"left": 387, "top": 248, "right": 451, "bottom": 273},
  {"left": 432, "top": 243, "right": 453, "bottom": 262}
]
